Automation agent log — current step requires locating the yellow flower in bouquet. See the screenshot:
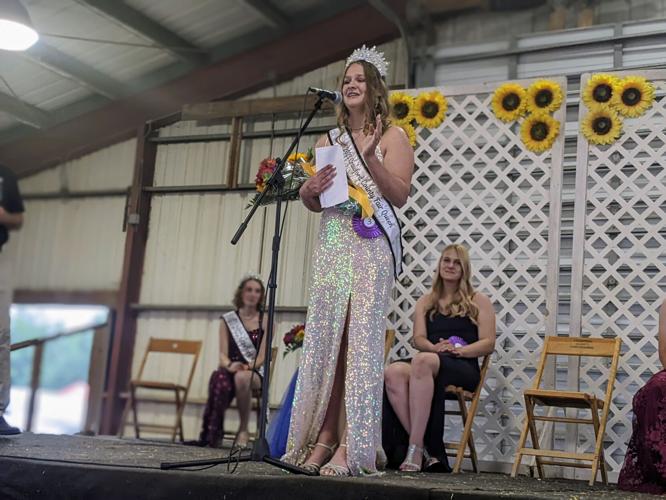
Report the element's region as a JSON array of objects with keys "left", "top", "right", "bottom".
[{"left": 288, "top": 152, "right": 308, "bottom": 162}]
